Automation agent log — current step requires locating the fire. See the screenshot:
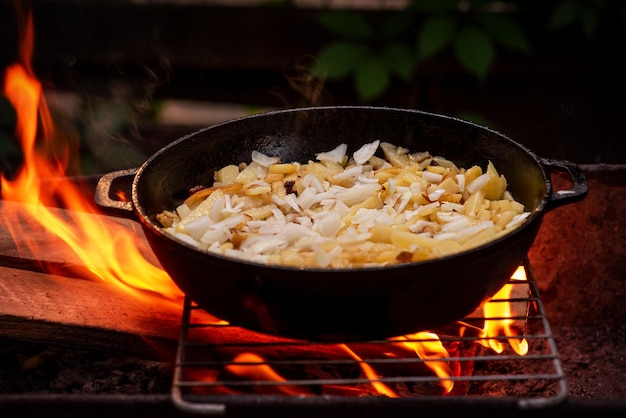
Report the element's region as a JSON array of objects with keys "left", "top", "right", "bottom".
[
  {"left": 390, "top": 332, "right": 455, "bottom": 394},
  {"left": 225, "top": 353, "right": 311, "bottom": 396},
  {"left": 1, "top": 8, "right": 182, "bottom": 307},
  {"left": 478, "top": 266, "right": 529, "bottom": 355},
  {"left": 340, "top": 344, "right": 399, "bottom": 398}
]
